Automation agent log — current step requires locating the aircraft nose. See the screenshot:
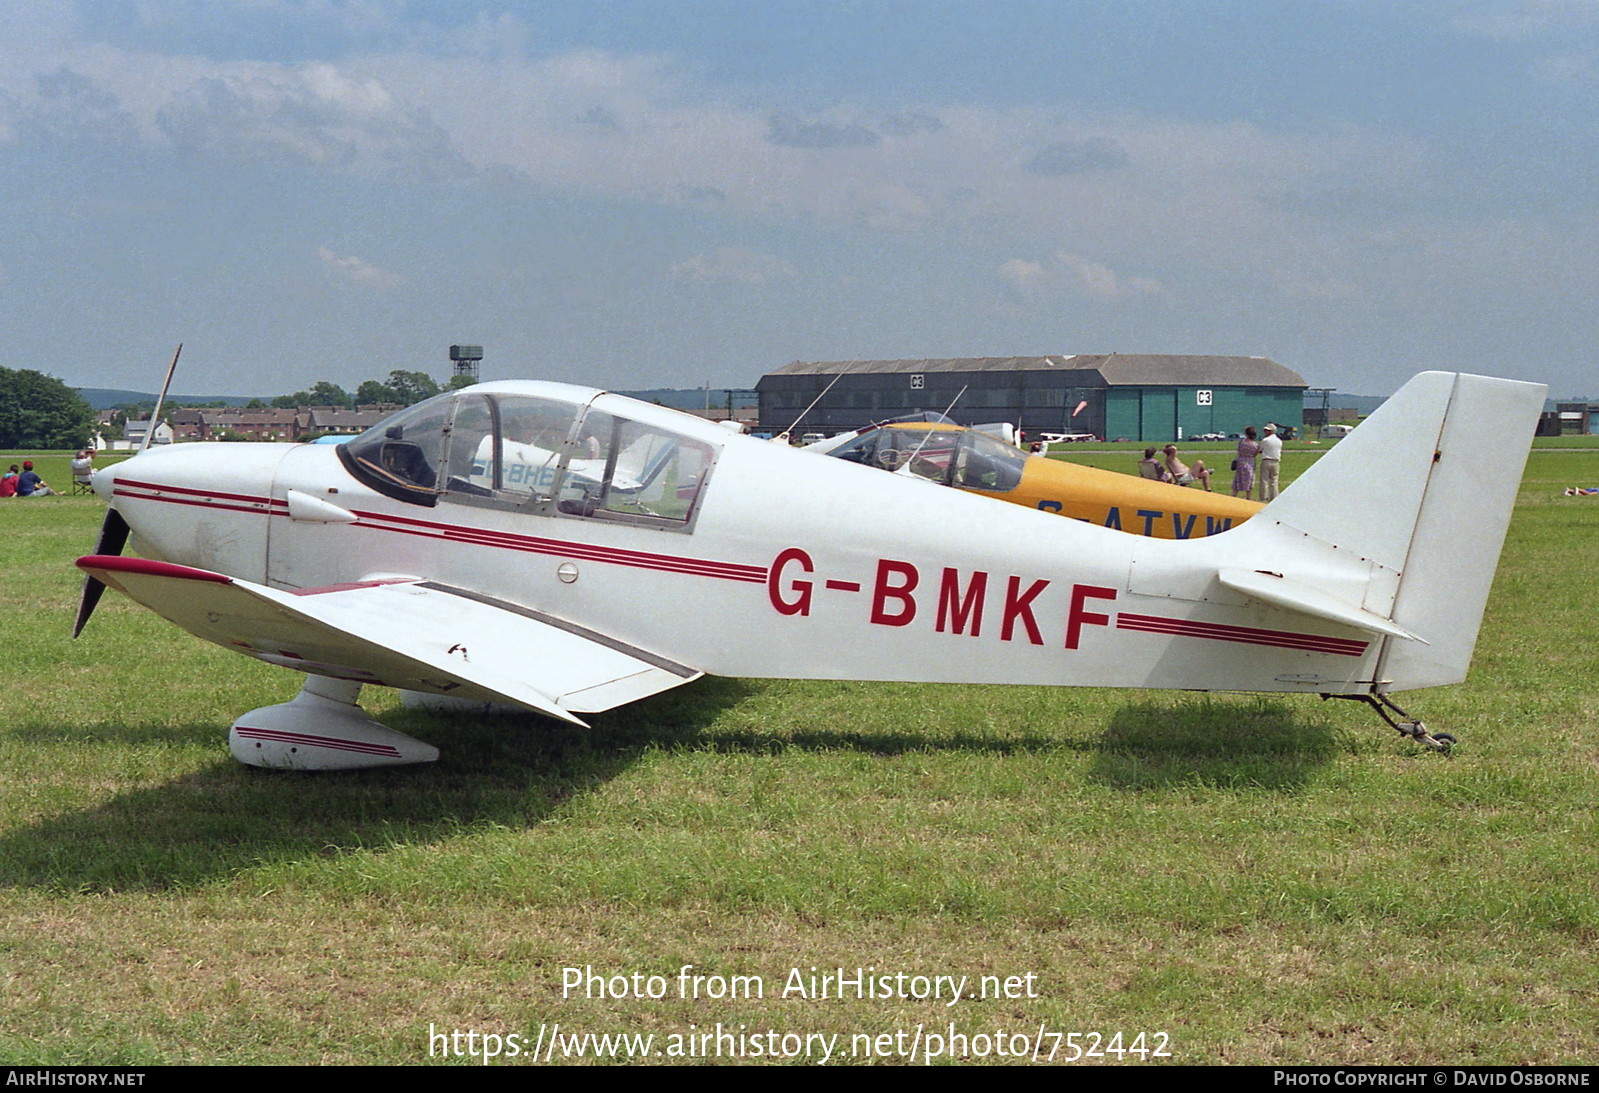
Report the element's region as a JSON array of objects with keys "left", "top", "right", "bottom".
[
  {"left": 90, "top": 458, "right": 120, "bottom": 503},
  {"left": 92, "top": 446, "right": 166, "bottom": 505},
  {"left": 89, "top": 441, "right": 294, "bottom": 581}
]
